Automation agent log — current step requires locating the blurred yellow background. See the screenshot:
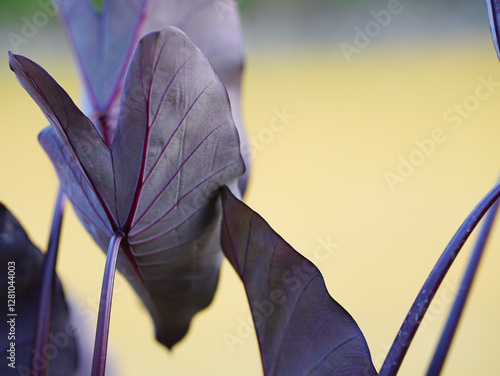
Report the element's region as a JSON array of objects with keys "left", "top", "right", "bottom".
[{"left": 2, "top": 2, "right": 500, "bottom": 375}]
